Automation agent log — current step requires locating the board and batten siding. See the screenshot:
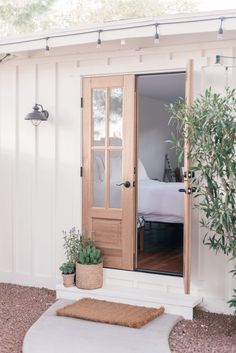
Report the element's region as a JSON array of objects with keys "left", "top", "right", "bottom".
[
  {"left": 0, "top": 40, "right": 235, "bottom": 313},
  {"left": 0, "top": 61, "right": 82, "bottom": 288}
]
